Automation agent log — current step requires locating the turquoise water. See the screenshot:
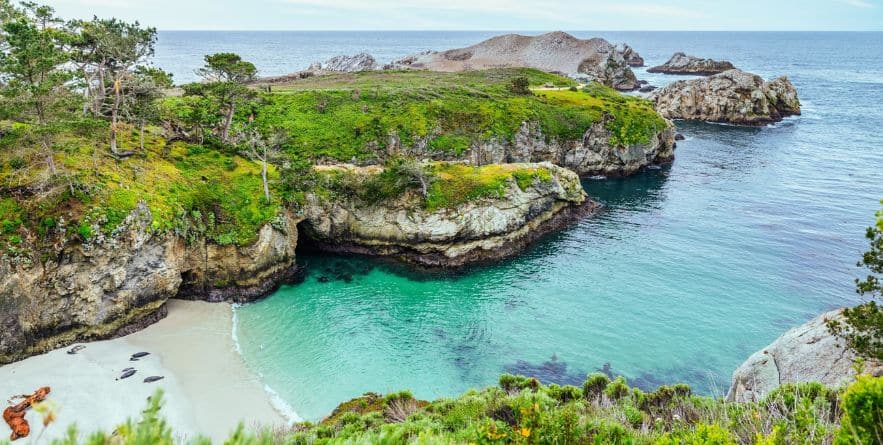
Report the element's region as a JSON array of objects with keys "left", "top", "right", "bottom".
[{"left": 219, "top": 32, "right": 883, "bottom": 420}]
